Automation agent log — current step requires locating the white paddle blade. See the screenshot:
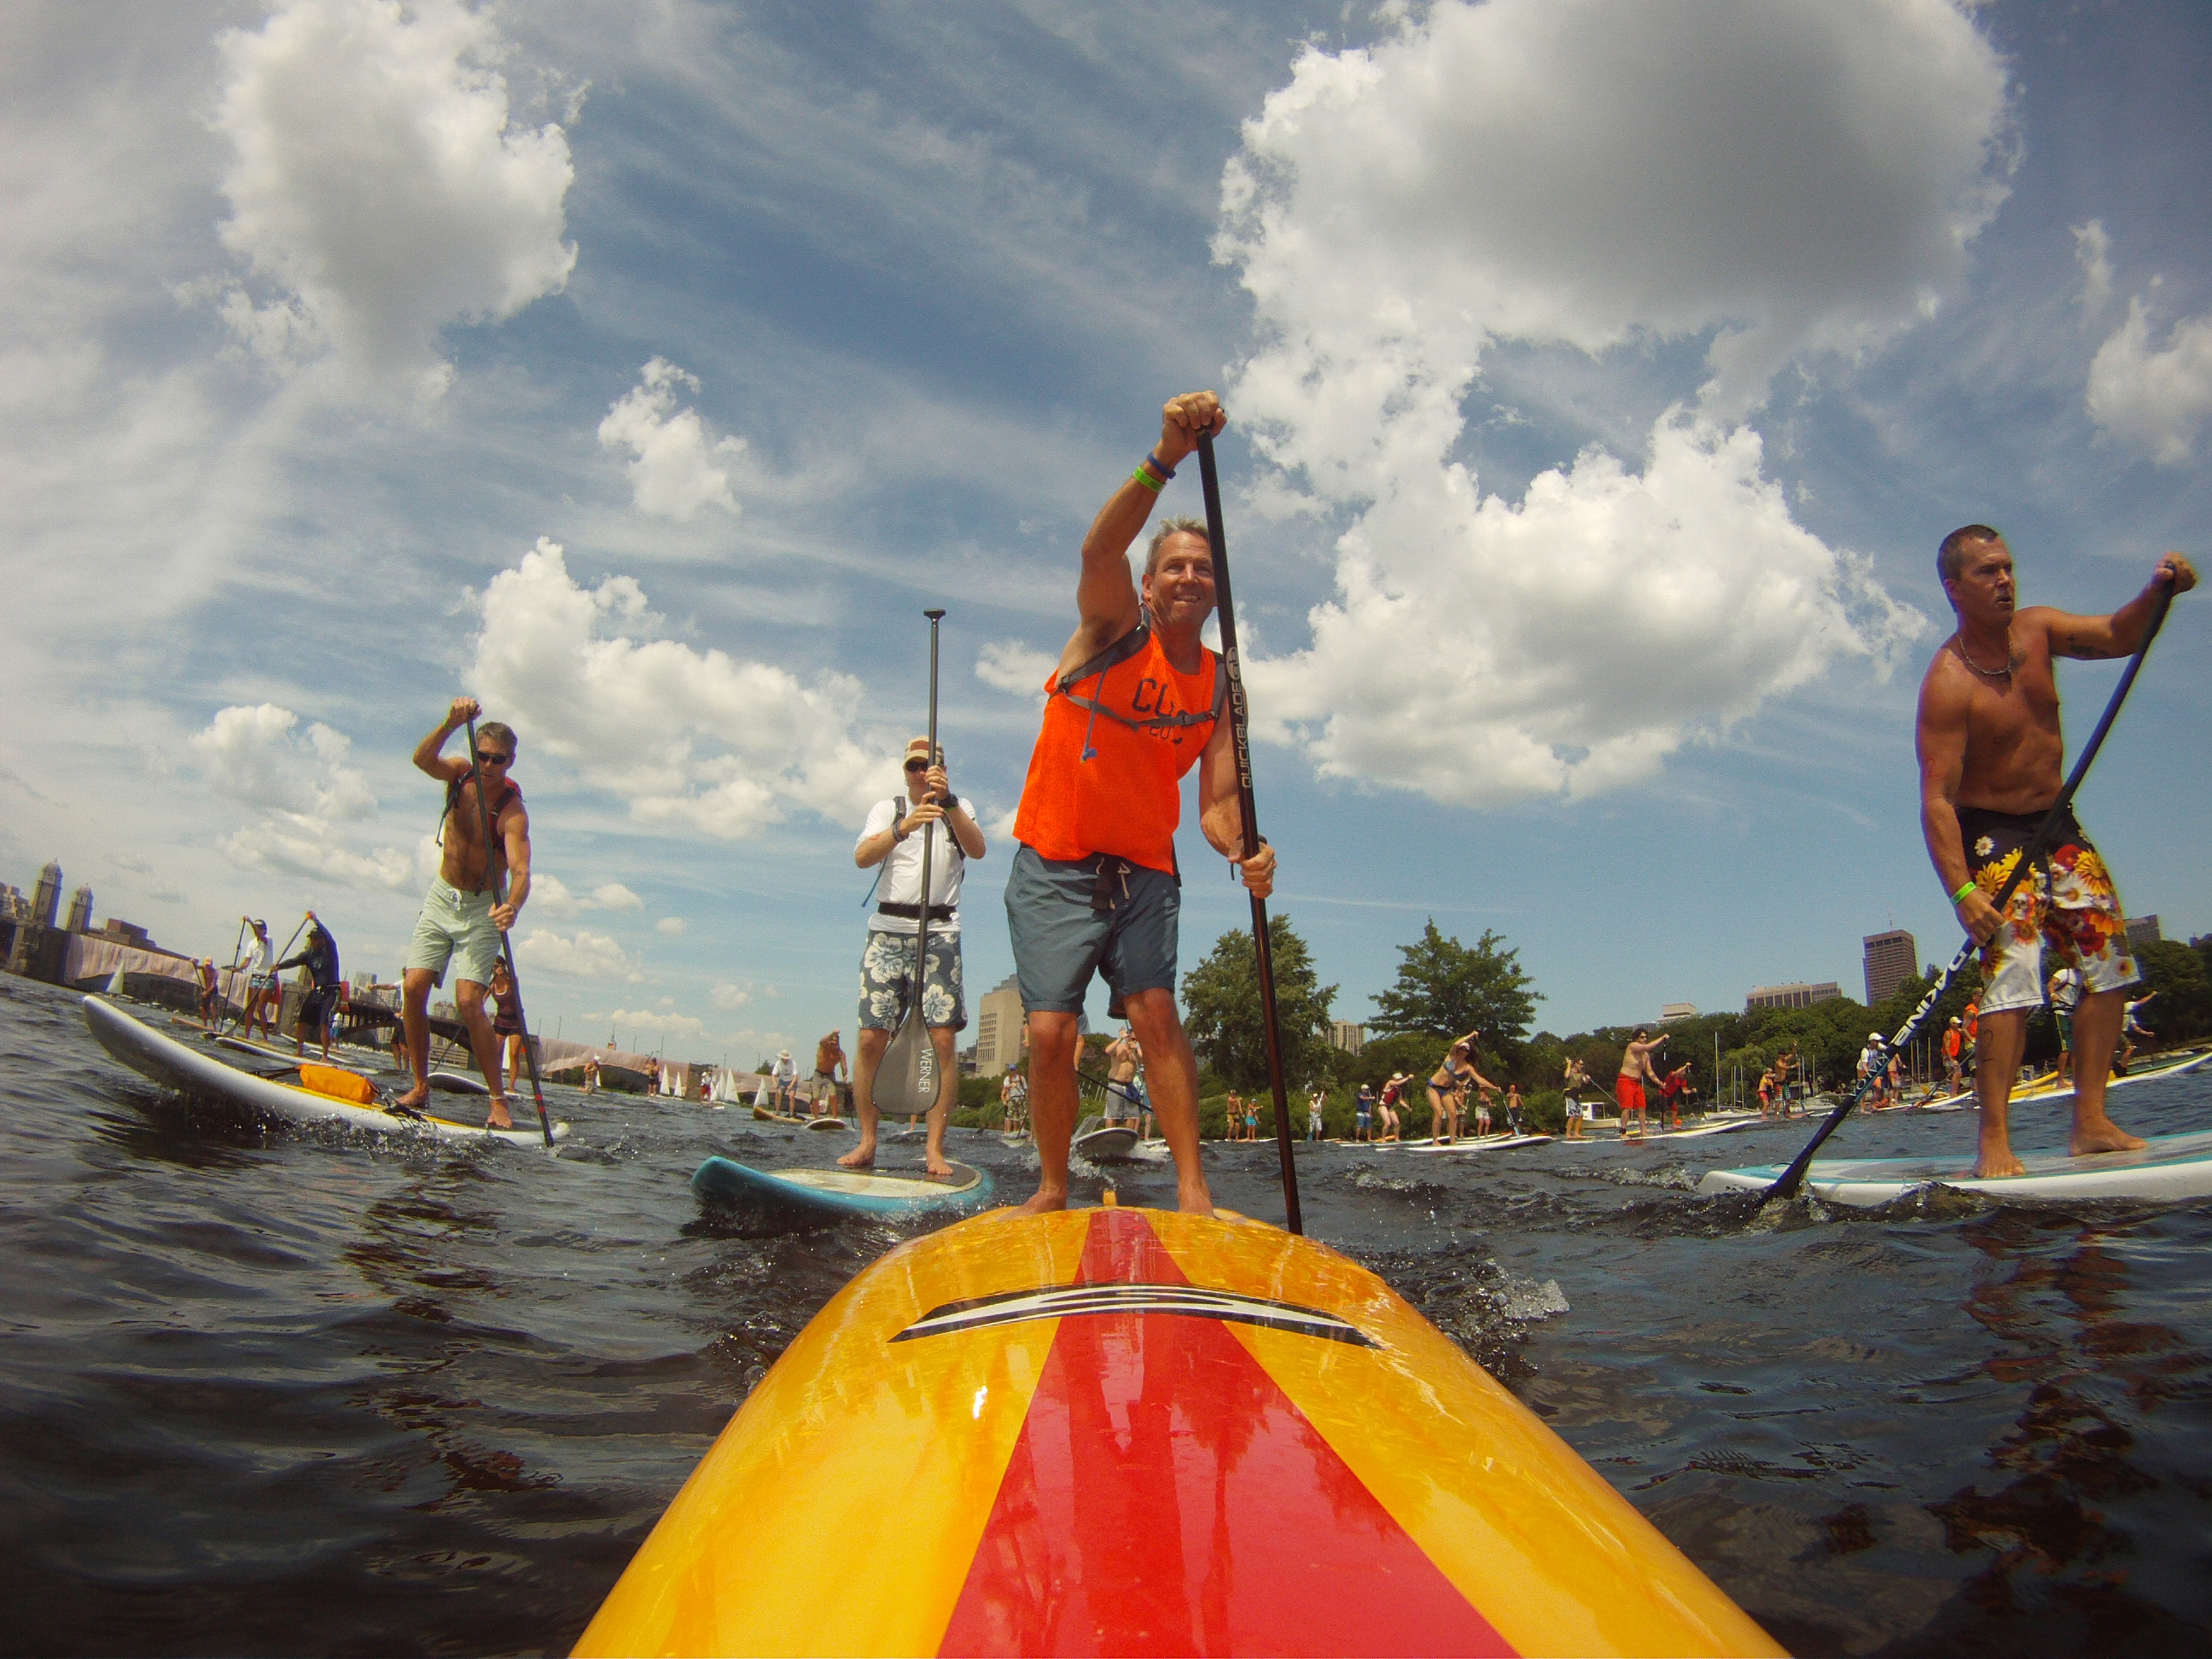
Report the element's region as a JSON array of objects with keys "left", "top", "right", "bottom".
[{"left": 871, "top": 1010, "right": 939, "bottom": 1118}]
